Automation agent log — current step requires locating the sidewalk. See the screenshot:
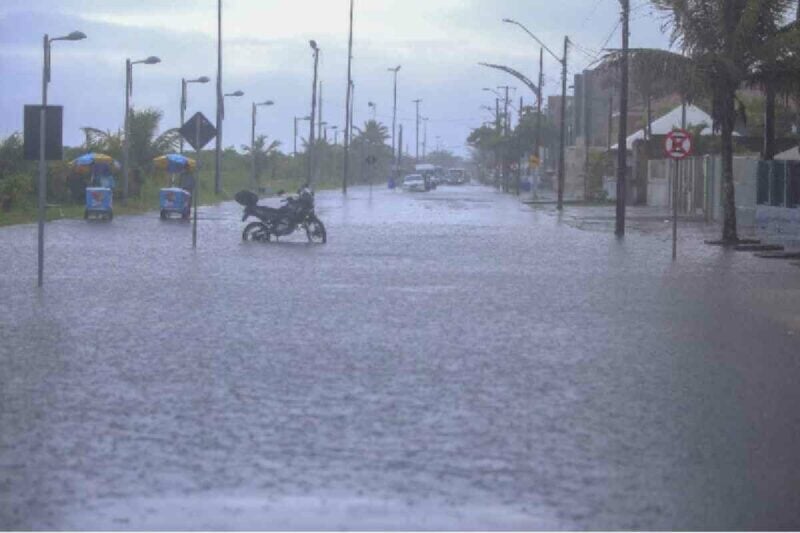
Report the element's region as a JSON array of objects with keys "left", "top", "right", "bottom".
[{"left": 521, "top": 187, "right": 800, "bottom": 251}]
